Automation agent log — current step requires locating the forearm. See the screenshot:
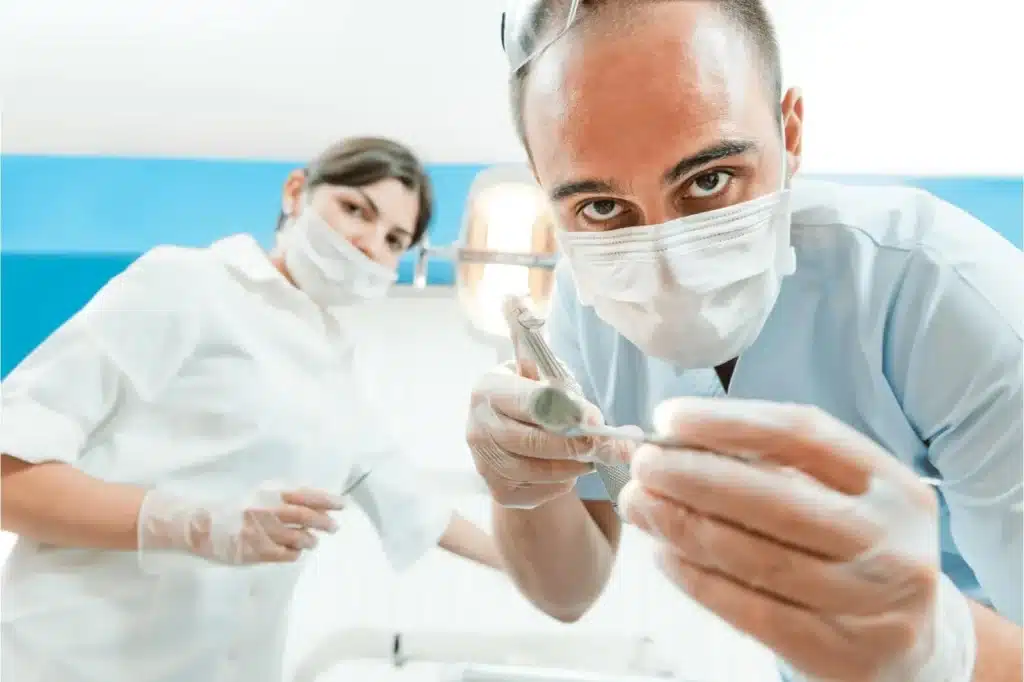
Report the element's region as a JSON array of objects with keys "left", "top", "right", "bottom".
[
  {"left": 438, "top": 512, "right": 503, "bottom": 571},
  {"left": 492, "top": 493, "right": 620, "bottom": 622},
  {"left": 1, "top": 454, "right": 146, "bottom": 551},
  {"left": 969, "top": 599, "right": 1023, "bottom": 682}
]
